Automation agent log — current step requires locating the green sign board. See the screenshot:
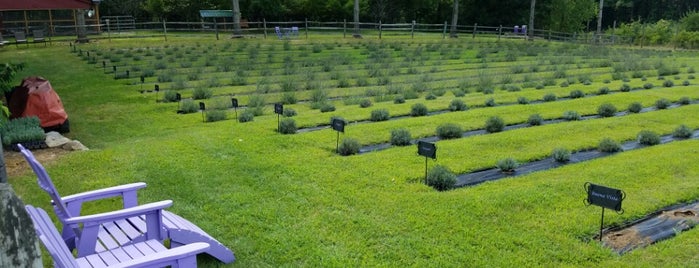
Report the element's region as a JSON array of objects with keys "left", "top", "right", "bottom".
[{"left": 199, "top": 10, "right": 233, "bottom": 18}]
